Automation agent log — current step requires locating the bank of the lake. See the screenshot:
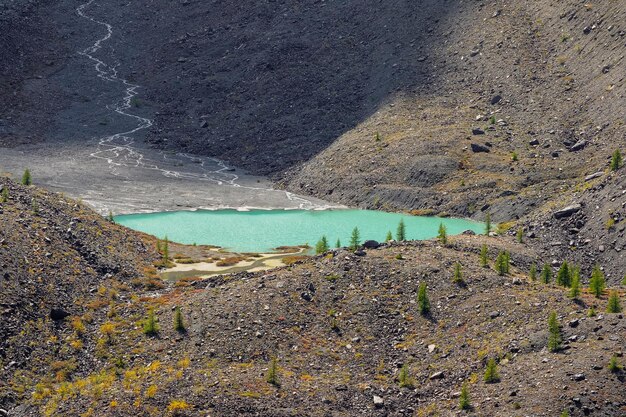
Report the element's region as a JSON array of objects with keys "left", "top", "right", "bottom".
[{"left": 115, "top": 209, "right": 483, "bottom": 253}]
